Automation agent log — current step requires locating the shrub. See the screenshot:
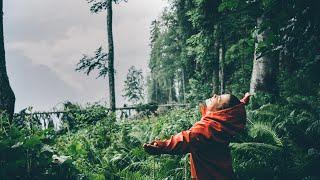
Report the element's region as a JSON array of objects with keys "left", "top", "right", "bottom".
[{"left": 0, "top": 113, "right": 79, "bottom": 179}]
